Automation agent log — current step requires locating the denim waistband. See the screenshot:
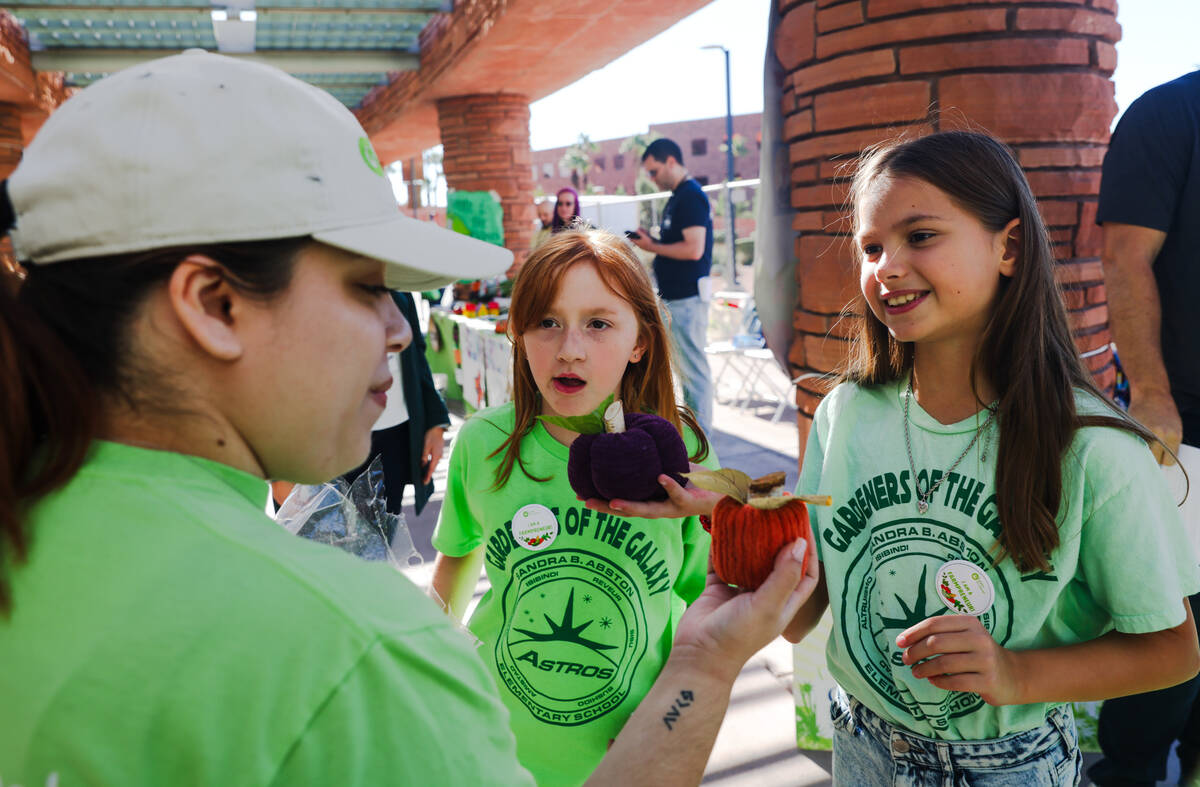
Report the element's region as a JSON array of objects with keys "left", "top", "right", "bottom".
[{"left": 837, "top": 690, "right": 1077, "bottom": 769}]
